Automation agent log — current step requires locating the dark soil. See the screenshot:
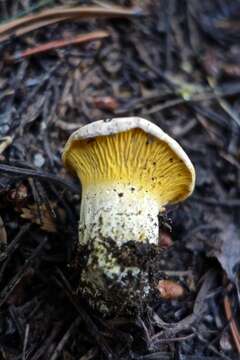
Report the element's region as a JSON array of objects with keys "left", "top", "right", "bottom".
[{"left": 0, "top": 0, "right": 240, "bottom": 359}]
